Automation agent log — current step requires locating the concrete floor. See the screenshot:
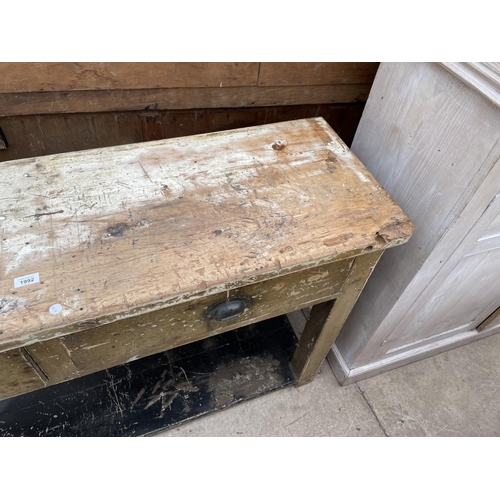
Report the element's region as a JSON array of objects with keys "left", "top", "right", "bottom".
[{"left": 156, "top": 330, "right": 500, "bottom": 437}]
